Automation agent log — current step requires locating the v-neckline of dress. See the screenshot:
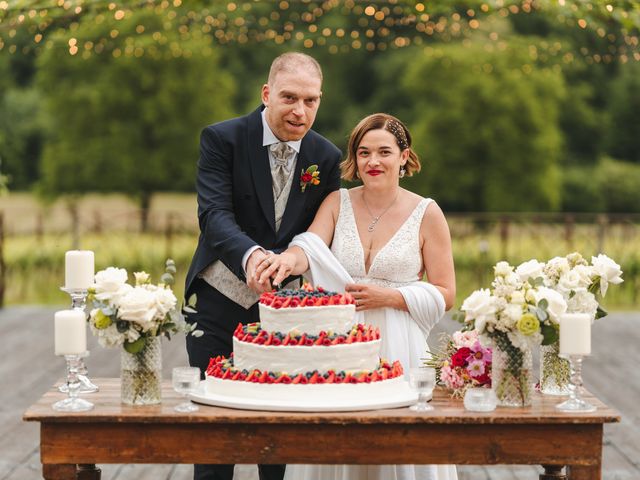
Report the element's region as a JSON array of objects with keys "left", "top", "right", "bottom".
[{"left": 345, "top": 190, "right": 424, "bottom": 276}]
